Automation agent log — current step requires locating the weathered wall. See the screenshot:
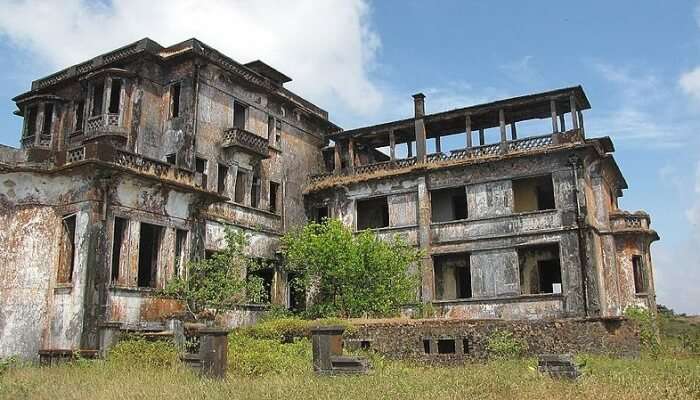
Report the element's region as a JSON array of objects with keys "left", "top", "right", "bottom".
[{"left": 346, "top": 317, "right": 640, "bottom": 362}]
